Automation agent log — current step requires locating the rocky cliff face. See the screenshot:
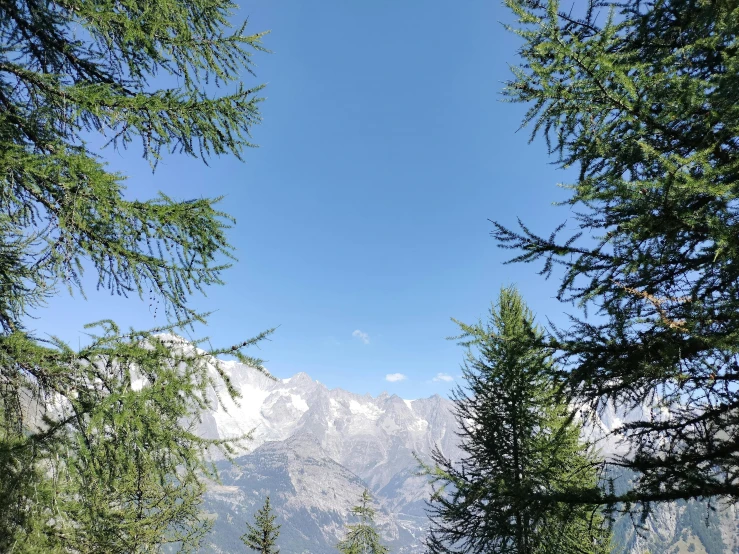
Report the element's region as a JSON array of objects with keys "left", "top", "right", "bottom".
[{"left": 203, "top": 433, "right": 424, "bottom": 553}]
